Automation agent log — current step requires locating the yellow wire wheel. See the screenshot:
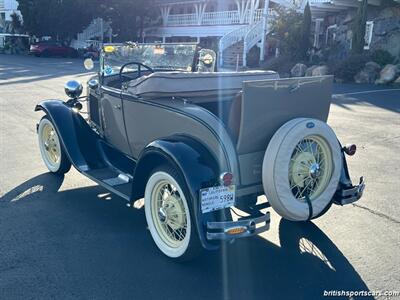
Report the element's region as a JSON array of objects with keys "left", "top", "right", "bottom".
[
  {"left": 144, "top": 167, "right": 199, "bottom": 259},
  {"left": 262, "top": 118, "right": 342, "bottom": 221},
  {"left": 38, "top": 116, "right": 71, "bottom": 175},
  {"left": 289, "top": 135, "right": 333, "bottom": 201}
]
